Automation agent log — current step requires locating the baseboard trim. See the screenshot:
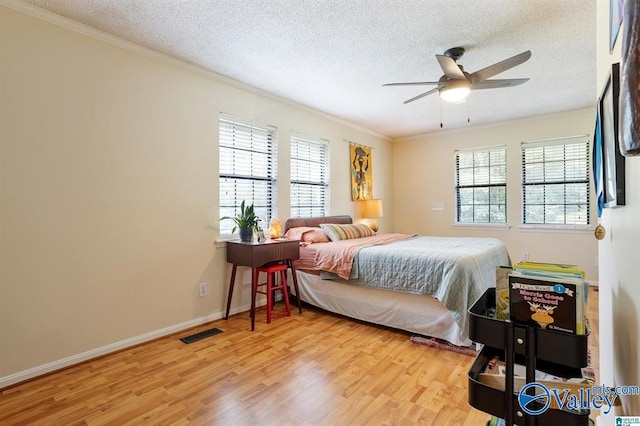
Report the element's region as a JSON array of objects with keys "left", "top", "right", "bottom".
[{"left": 0, "top": 303, "right": 252, "bottom": 389}]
